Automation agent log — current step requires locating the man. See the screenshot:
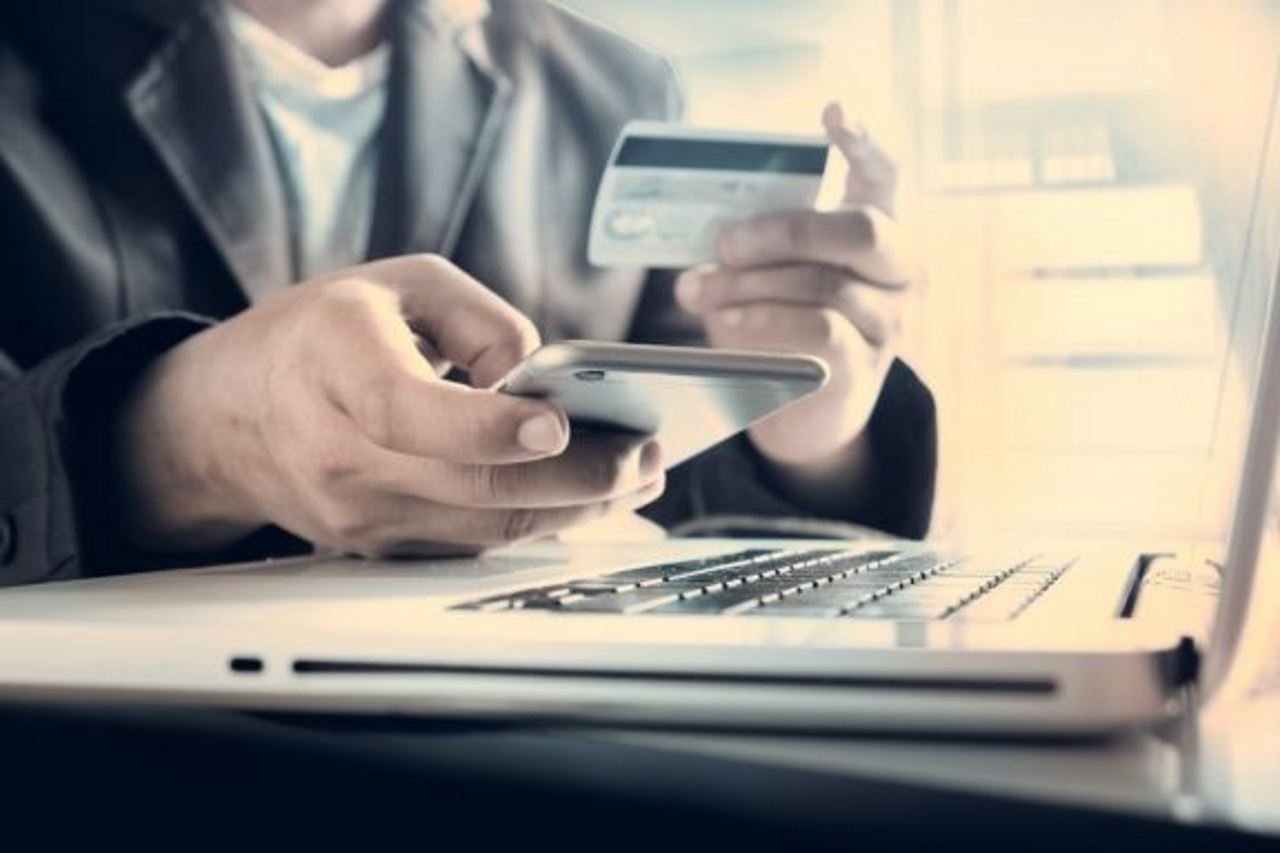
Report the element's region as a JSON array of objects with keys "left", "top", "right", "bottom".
[{"left": 0, "top": 0, "right": 936, "bottom": 585}]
